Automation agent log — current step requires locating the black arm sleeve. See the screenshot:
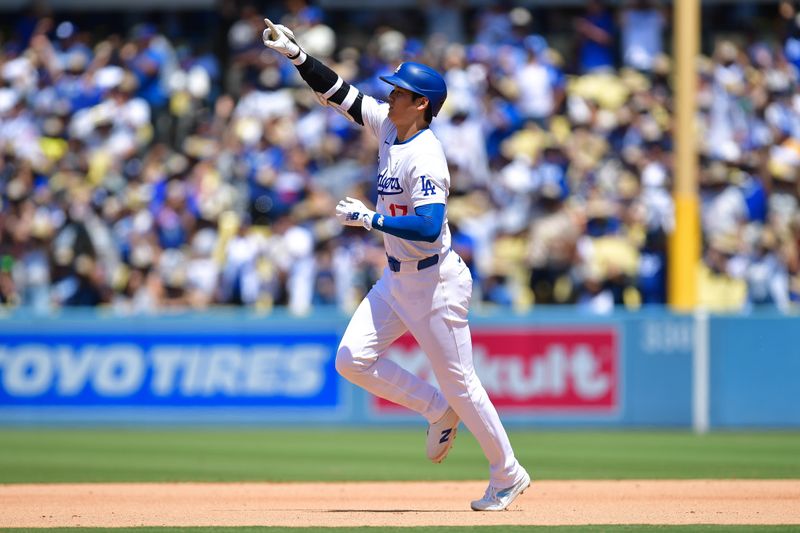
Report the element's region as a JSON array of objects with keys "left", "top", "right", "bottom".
[
  {"left": 295, "top": 55, "right": 364, "bottom": 125},
  {"left": 295, "top": 55, "right": 338, "bottom": 93}
]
